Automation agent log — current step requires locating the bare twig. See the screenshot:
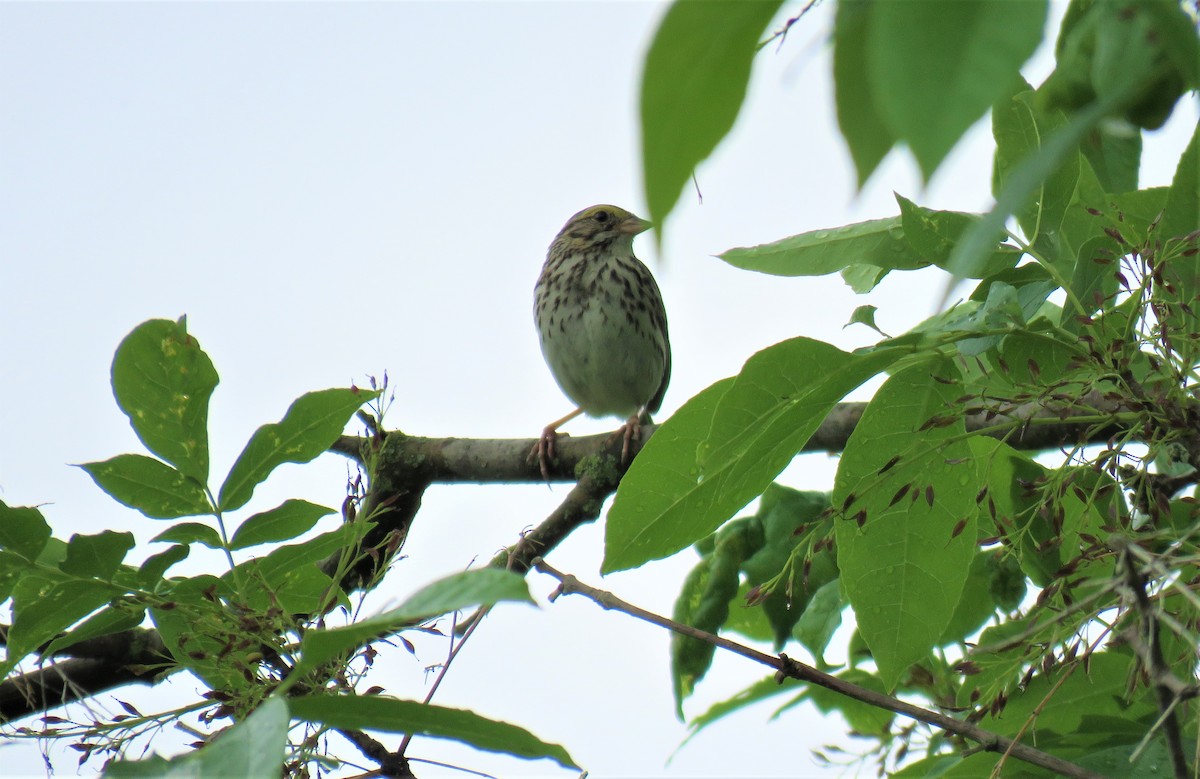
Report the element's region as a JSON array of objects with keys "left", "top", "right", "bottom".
[
  {"left": 532, "top": 558, "right": 1106, "bottom": 779},
  {"left": 1115, "top": 540, "right": 1194, "bottom": 779}
]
